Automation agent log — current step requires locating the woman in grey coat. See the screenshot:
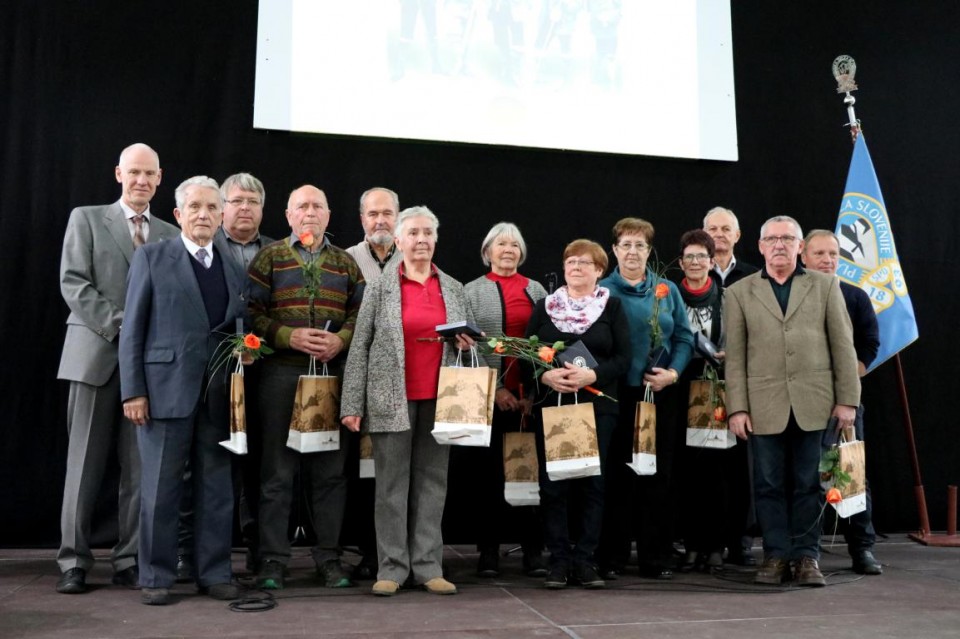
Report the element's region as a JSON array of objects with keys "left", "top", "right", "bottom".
[
  {"left": 462, "top": 222, "right": 548, "bottom": 578},
  {"left": 341, "top": 206, "right": 473, "bottom": 597}
]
